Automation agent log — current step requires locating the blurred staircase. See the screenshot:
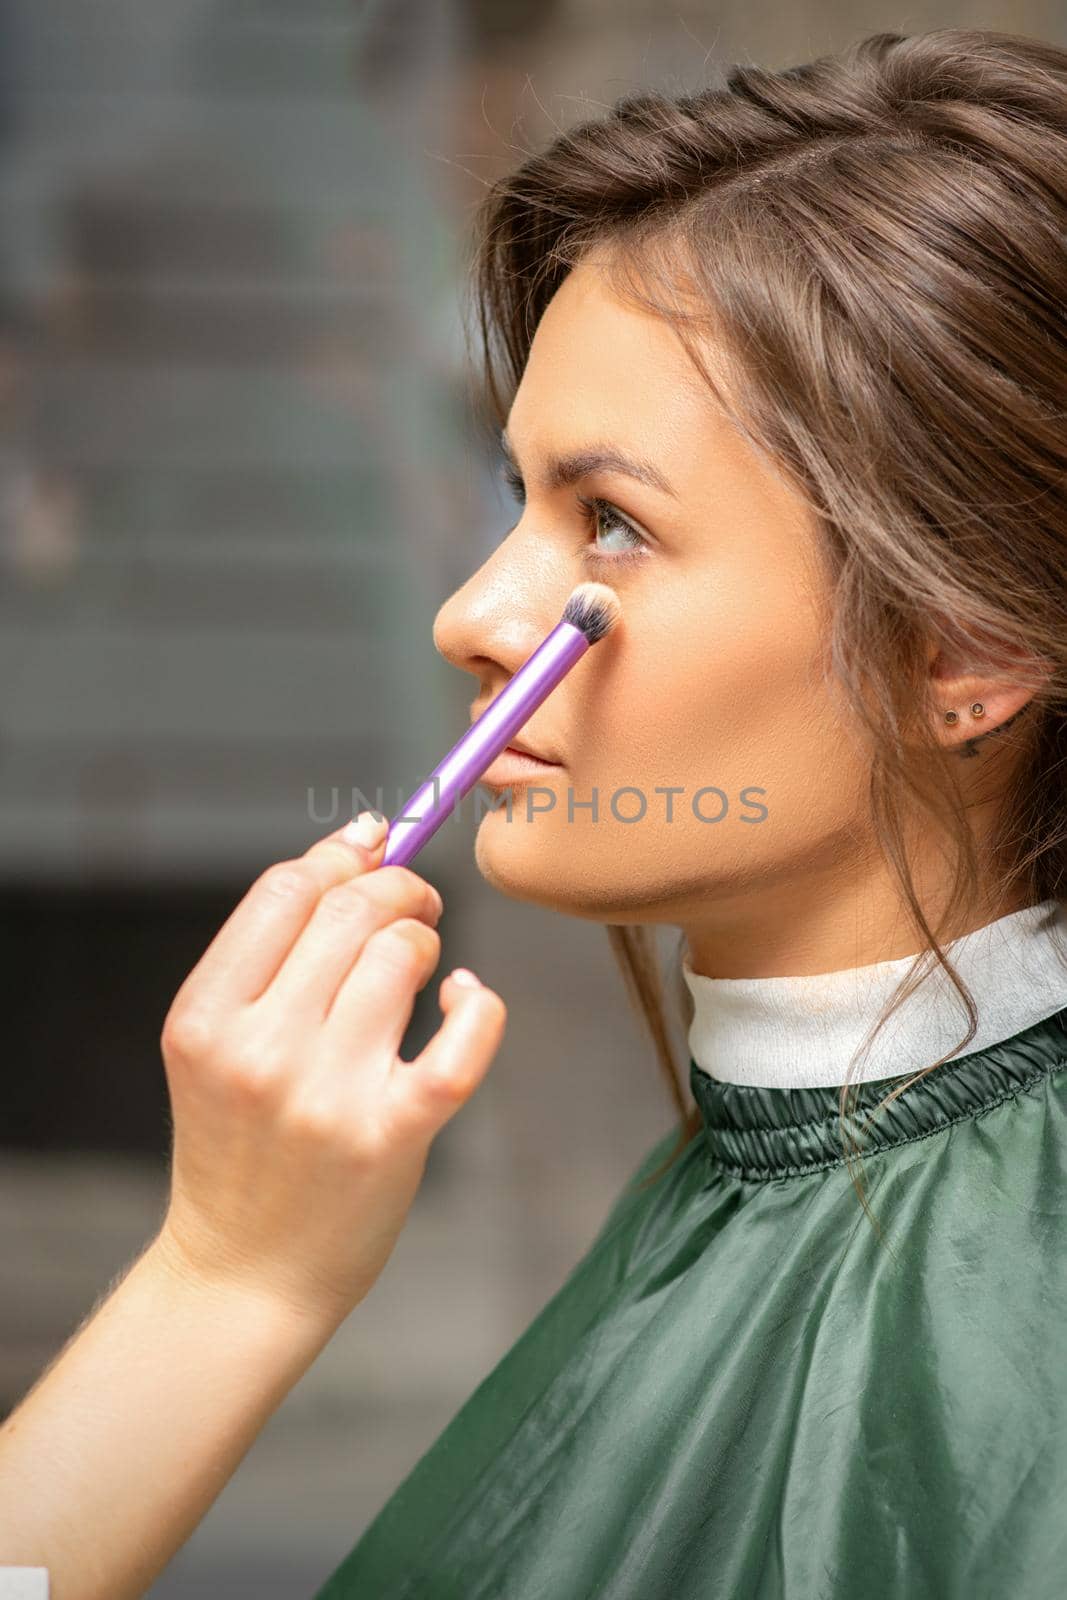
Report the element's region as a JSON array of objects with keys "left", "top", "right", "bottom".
[{"left": 0, "top": 0, "right": 460, "bottom": 883}]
